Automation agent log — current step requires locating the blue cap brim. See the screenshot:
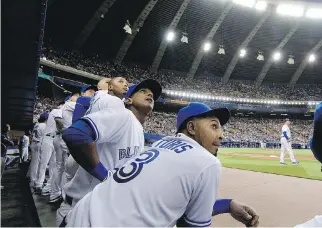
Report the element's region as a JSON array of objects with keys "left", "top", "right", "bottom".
[
  {"left": 81, "top": 85, "right": 97, "bottom": 93},
  {"left": 125, "top": 79, "right": 162, "bottom": 100}
]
